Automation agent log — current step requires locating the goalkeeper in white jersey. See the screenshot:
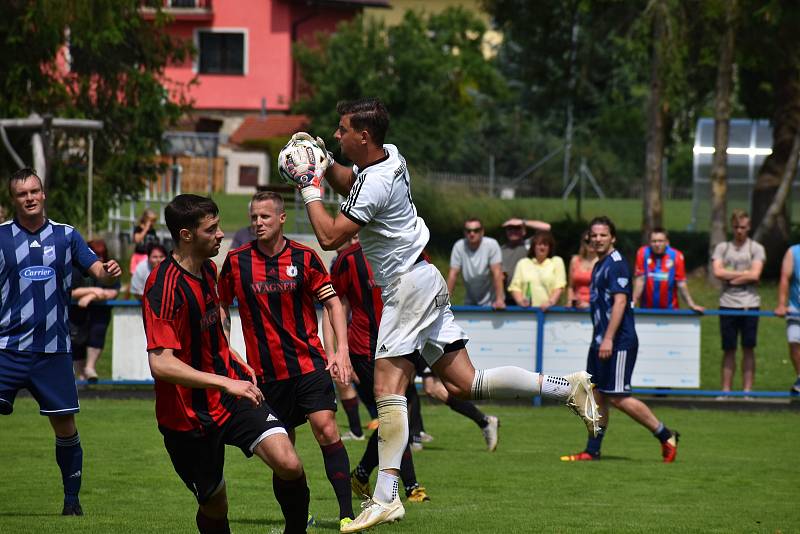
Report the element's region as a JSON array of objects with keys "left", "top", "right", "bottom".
[{"left": 281, "top": 97, "right": 600, "bottom": 533}]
